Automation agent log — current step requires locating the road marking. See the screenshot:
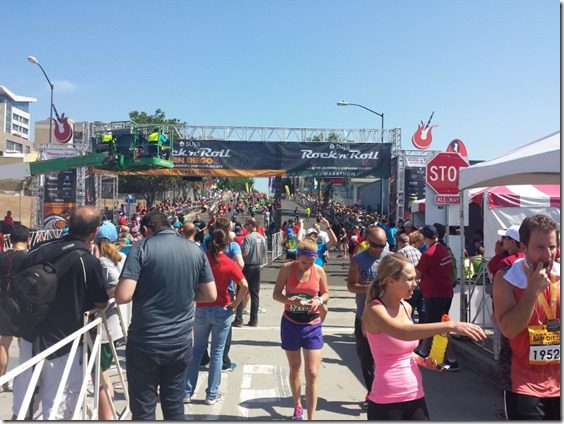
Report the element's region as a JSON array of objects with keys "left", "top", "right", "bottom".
[{"left": 237, "top": 364, "right": 290, "bottom": 419}]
